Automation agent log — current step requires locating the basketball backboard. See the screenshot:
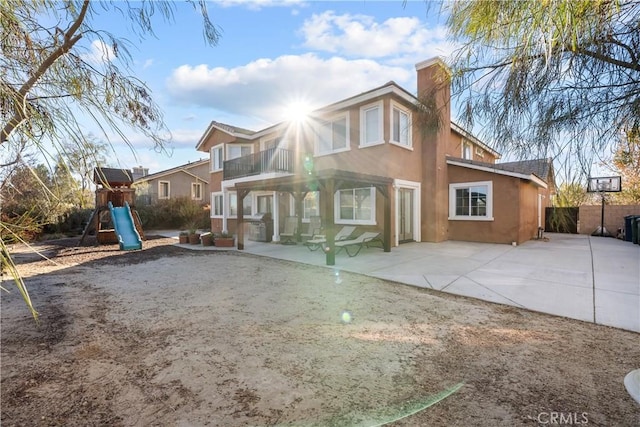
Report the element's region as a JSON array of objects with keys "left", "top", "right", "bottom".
[{"left": 587, "top": 176, "right": 622, "bottom": 193}]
